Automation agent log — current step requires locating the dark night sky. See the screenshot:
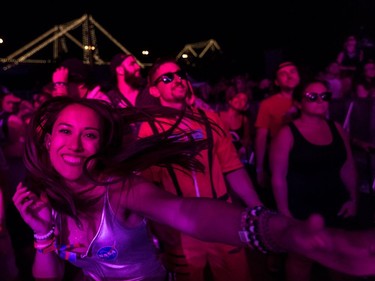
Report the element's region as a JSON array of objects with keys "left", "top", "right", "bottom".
[{"left": 1, "top": 0, "right": 375, "bottom": 81}]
